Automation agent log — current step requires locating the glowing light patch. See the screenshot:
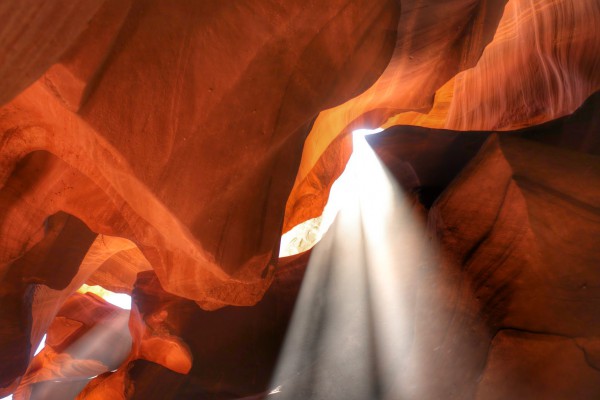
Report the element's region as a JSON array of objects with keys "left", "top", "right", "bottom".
[
  {"left": 351, "top": 127, "right": 384, "bottom": 137},
  {"left": 270, "top": 127, "right": 436, "bottom": 399},
  {"left": 279, "top": 128, "right": 385, "bottom": 257},
  {"left": 268, "top": 385, "right": 283, "bottom": 394},
  {"left": 77, "top": 284, "right": 132, "bottom": 310},
  {"left": 34, "top": 334, "right": 47, "bottom": 356},
  {"left": 279, "top": 217, "right": 323, "bottom": 257}
]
